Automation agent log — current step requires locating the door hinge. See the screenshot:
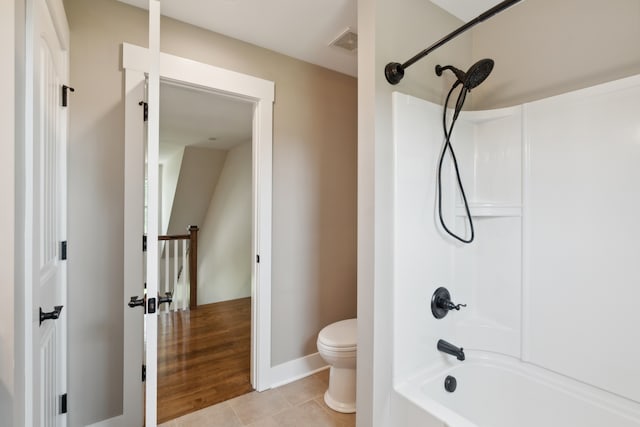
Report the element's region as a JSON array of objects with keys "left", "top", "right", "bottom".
[
  {"left": 143, "top": 235, "right": 147, "bottom": 252},
  {"left": 60, "top": 241, "right": 67, "bottom": 260},
  {"left": 139, "top": 101, "right": 148, "bottom": 122},
  {"left": 60, "top": 393, "right": 67, "bottom": 414},
  {"left": 256, "top": 254, "right": 260, "bottom": 263},
  {"left": 61, "top": 85, "right": 74, "bottom": 107},
  {"left": 142, "top": 364, "right": 146, "bottom": 382}
]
